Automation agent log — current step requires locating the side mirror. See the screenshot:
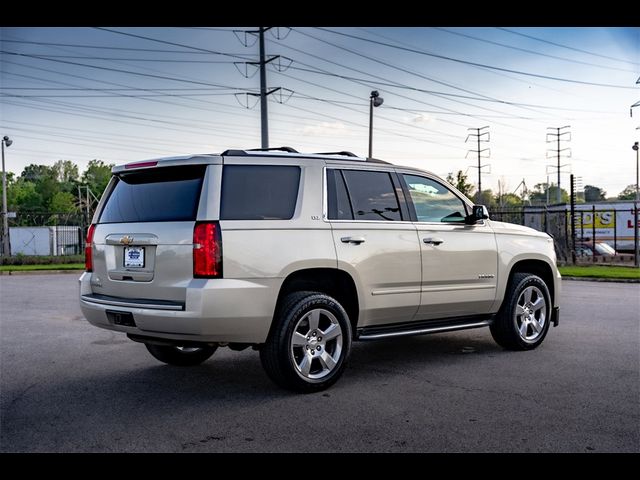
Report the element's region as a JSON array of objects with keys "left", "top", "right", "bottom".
[{"left": 466, "top": 205, "right": 489, "bottom": 224}]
